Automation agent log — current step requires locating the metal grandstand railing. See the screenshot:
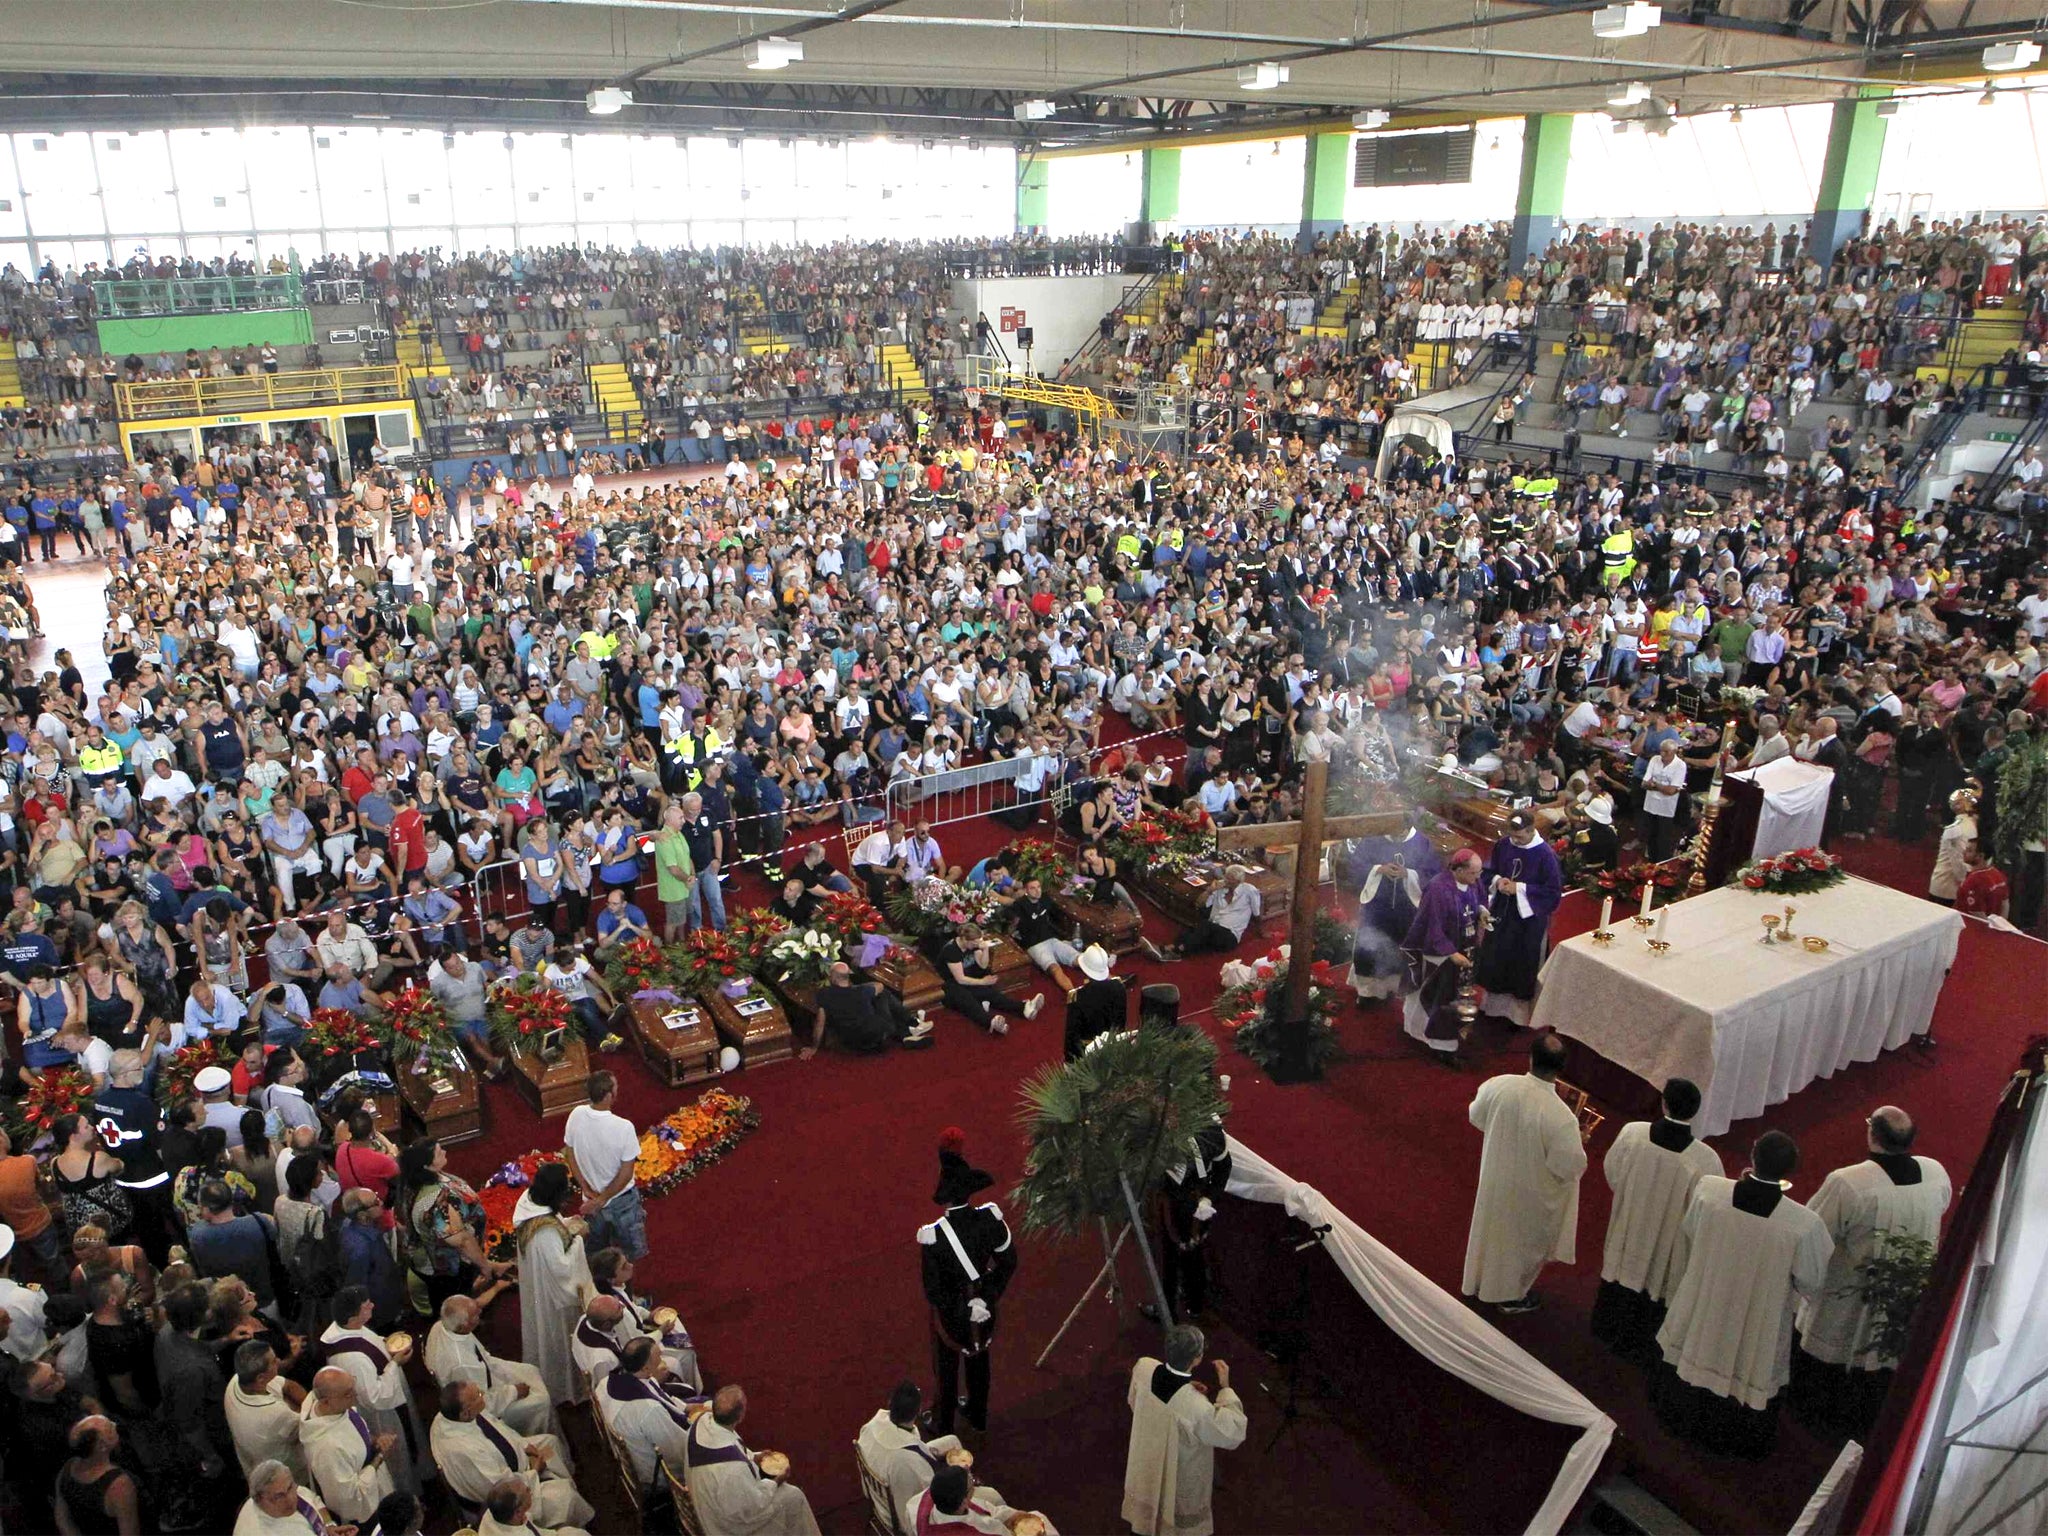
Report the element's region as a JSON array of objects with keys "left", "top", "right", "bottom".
[
  {"left": 115, "top": 363, "right": 408, "bottom": 421},
  {"left": 92, "top": 267, "right": 306, "bottom": 318}
]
